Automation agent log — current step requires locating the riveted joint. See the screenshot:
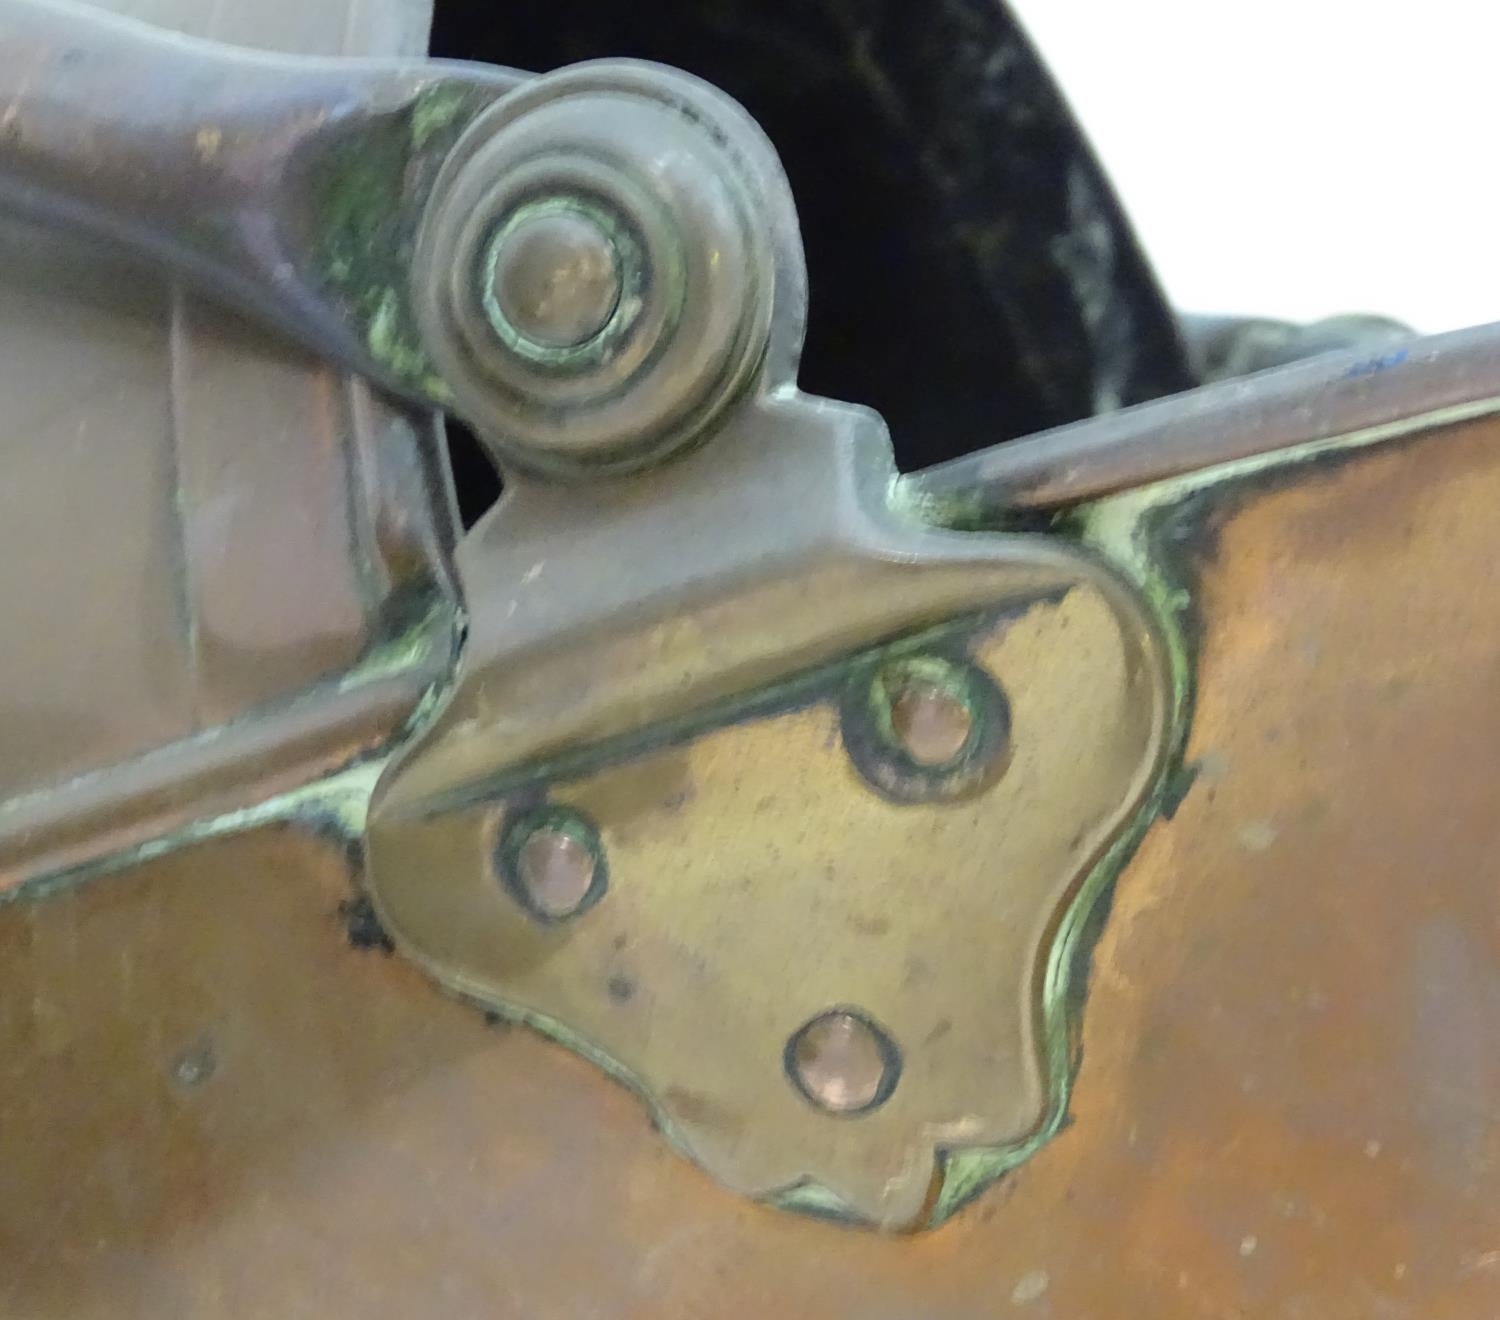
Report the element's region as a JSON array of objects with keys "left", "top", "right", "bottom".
[
  {"left": 840, "top": 652, "right": 1012, "bottom": 803},
  {"left": 495, "top": 805, "right": 609, "bottom": 923}
]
